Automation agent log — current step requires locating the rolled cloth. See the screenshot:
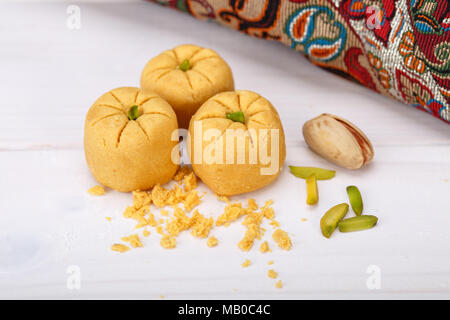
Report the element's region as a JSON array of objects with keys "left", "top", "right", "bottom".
[{"left": 151, "top": 0, "right": 450, "bottom": 124}]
